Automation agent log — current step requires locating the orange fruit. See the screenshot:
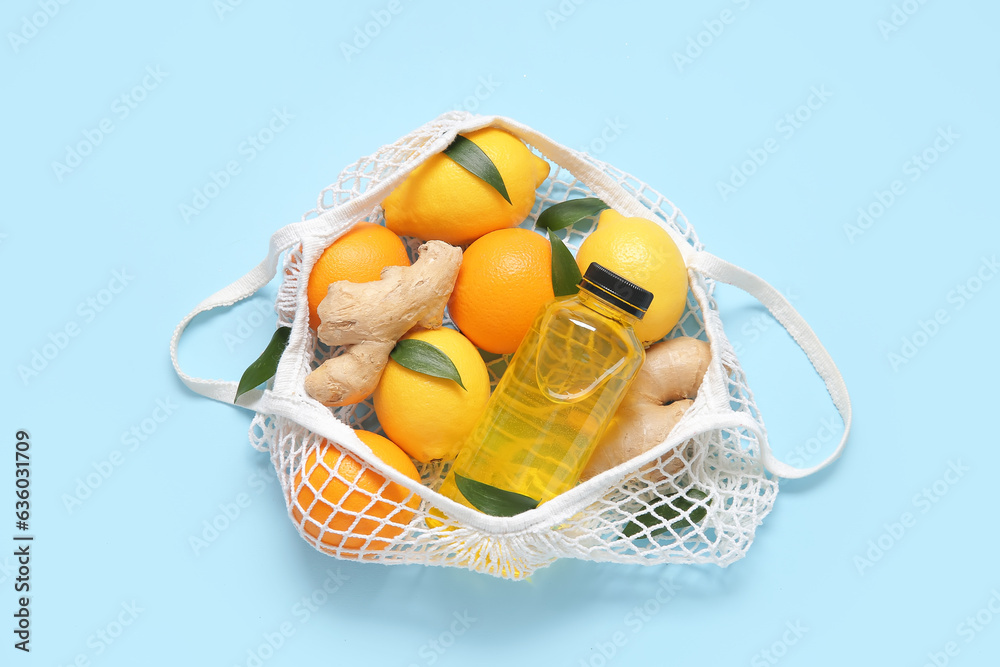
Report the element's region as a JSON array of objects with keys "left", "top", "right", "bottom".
[
  {"left": 306, "top": 222, "right": 410, "bottom": 329},
  {"left": 289, "top": 430, "right": 421, "bottom": 553},
  {"left": 448, "top": 228, "right": 555, "bottom": 354},
  {"left": 382, "top": 127, "right": 551, "bottom": 246}
]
